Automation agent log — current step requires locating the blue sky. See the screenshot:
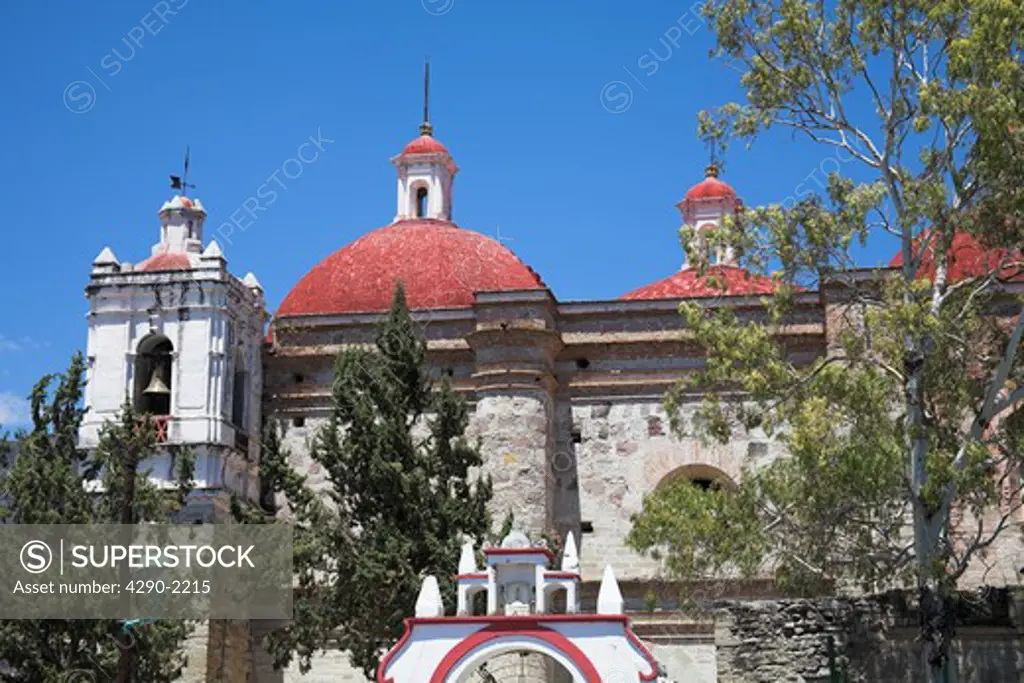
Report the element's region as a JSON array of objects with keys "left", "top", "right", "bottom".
[{"left": 0, "top": 0, "right": 896, "bottom": 428}]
